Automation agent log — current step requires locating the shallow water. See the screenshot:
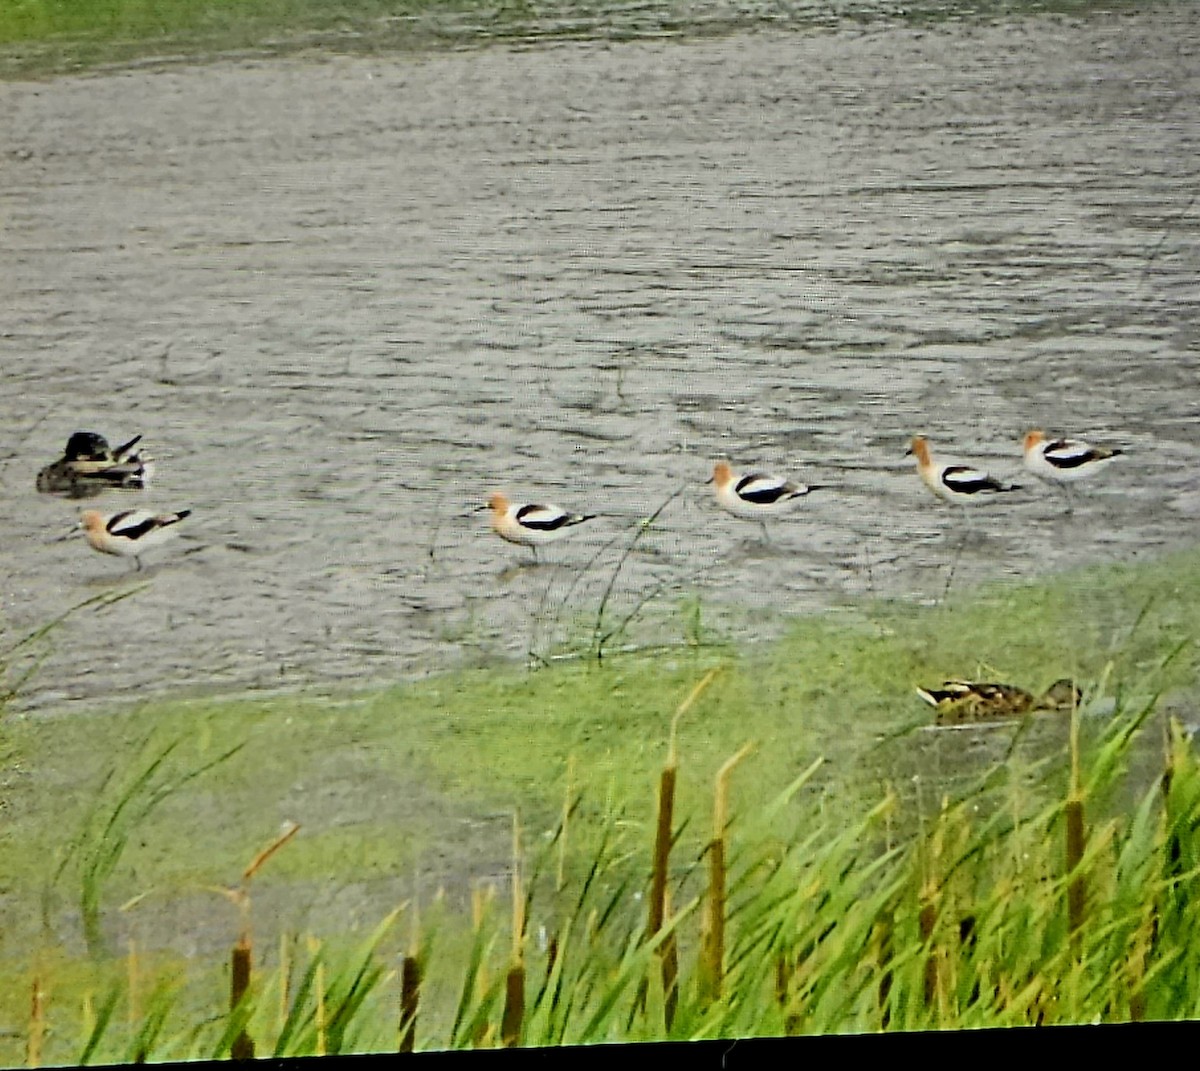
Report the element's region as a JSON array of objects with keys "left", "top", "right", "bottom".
[{"left": 1, "top": 5, "right": 1198, "bottom": 715}]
